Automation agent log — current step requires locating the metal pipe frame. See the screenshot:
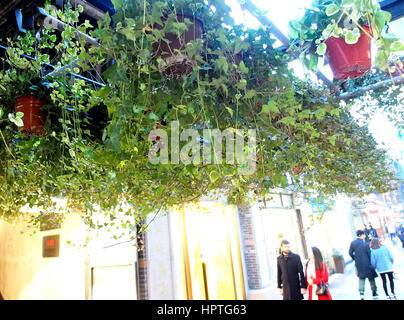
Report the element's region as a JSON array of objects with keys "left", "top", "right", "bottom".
[{"left": 239, "top": 0, "right": 334, "bottom": 89}]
